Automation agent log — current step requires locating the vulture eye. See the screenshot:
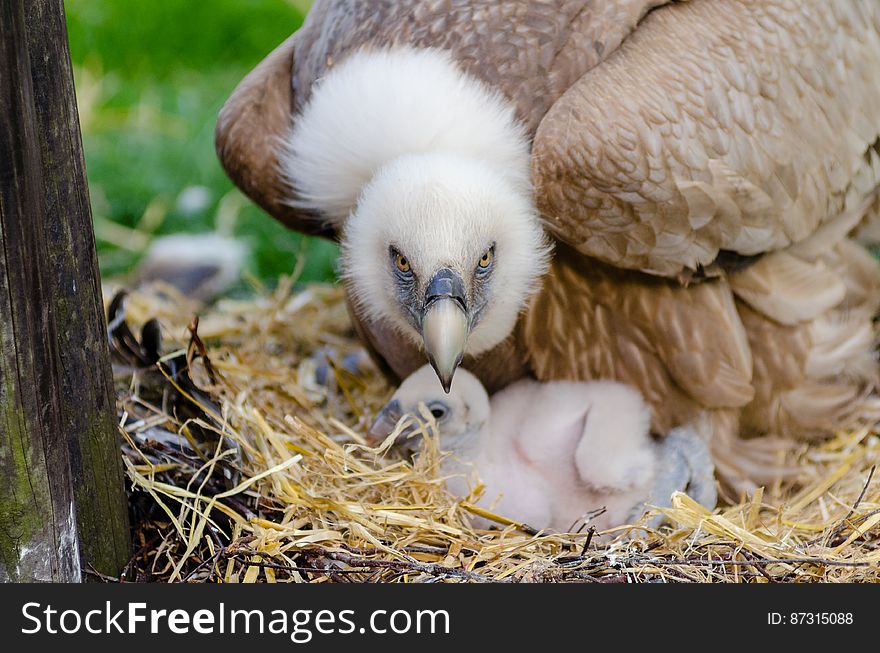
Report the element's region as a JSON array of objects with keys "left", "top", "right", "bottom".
[
  {"left": 477, "top": 246, "right": 494, "bottom": 271},
  {"left": 394, "top": 252, "right": 412, "bottom": 274}
]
